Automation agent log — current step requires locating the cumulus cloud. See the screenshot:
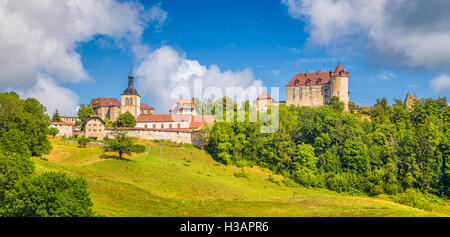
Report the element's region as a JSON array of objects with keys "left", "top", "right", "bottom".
[
  {"left": 135, "top": 46, "right": 263, "bottom": 113},
  {"left": 0, "top": 0, "right": 167, "bottom": 114},
  {"left": 430, "top": 74, "right": 450, "bottom": 93},
  {"left": 281, "top": 0, "right": 450, "bottom": 70},
  {"left": 19, "top": 75, "right": 80, "bottom": 116}
]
